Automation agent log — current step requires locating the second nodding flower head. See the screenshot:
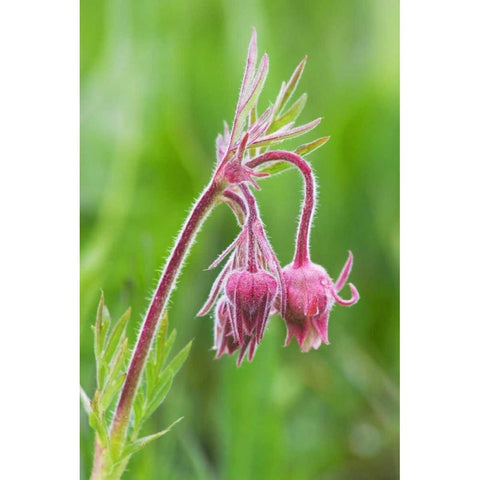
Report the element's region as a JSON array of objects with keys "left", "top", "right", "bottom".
[{"left": 281, "top": 251, "right": 359, "bottom": 352}]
